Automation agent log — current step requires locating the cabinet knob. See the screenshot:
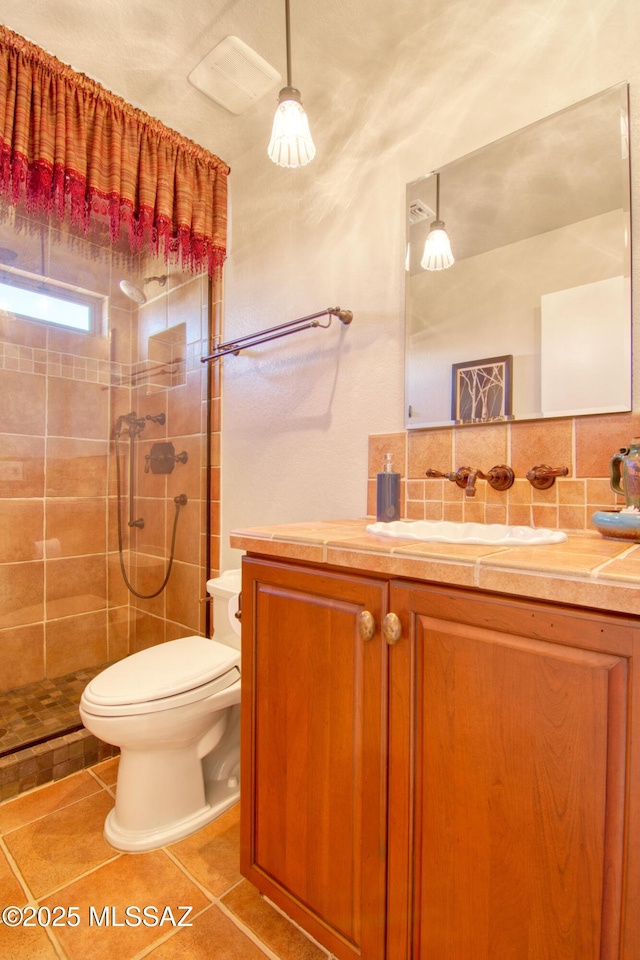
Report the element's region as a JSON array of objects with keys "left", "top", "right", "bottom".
[
  {"left": 383, "top": 612, "right": 402, "bottom": 645},
  {"left": 358, "top": 610, "right": 376, "bottom": 641}
]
